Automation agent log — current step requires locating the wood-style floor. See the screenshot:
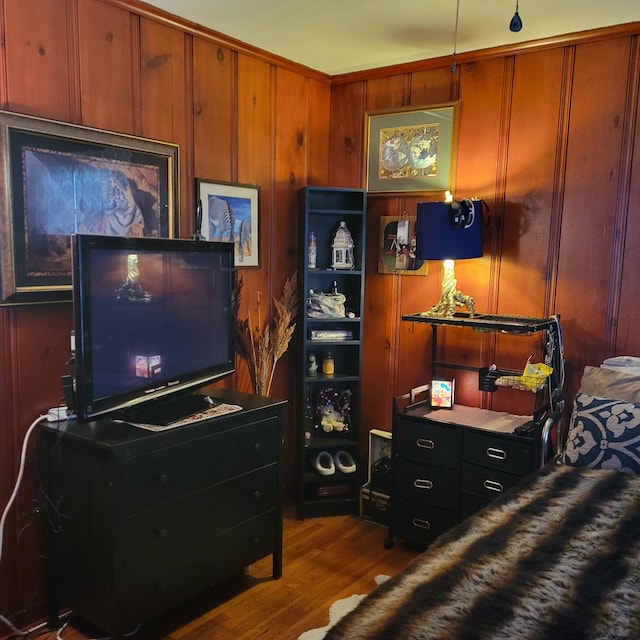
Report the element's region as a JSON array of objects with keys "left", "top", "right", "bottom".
[{"left": 52, "top": 508, "right": 419, "bottom": 640}]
